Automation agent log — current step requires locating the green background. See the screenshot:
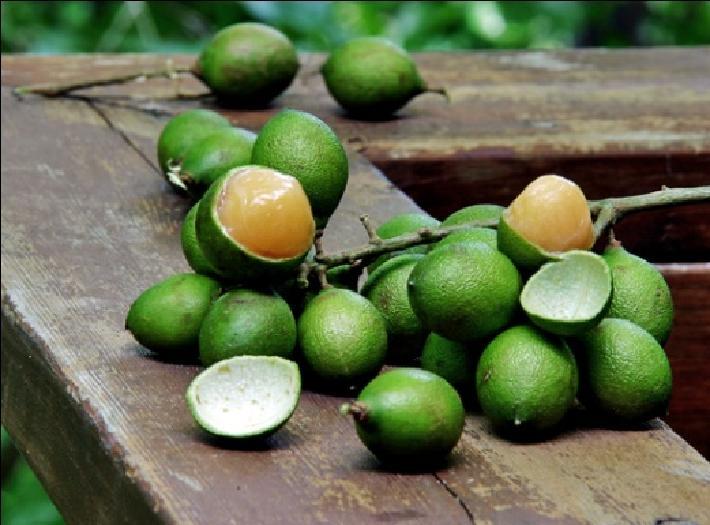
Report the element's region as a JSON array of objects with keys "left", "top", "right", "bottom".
[{"left": 2, "top": 1, "right": 708, "bottom": 524}]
